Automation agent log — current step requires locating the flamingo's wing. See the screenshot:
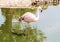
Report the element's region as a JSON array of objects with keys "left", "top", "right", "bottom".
[{"left": 22, "top": 12, "right": 36, "bottom": 22}]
